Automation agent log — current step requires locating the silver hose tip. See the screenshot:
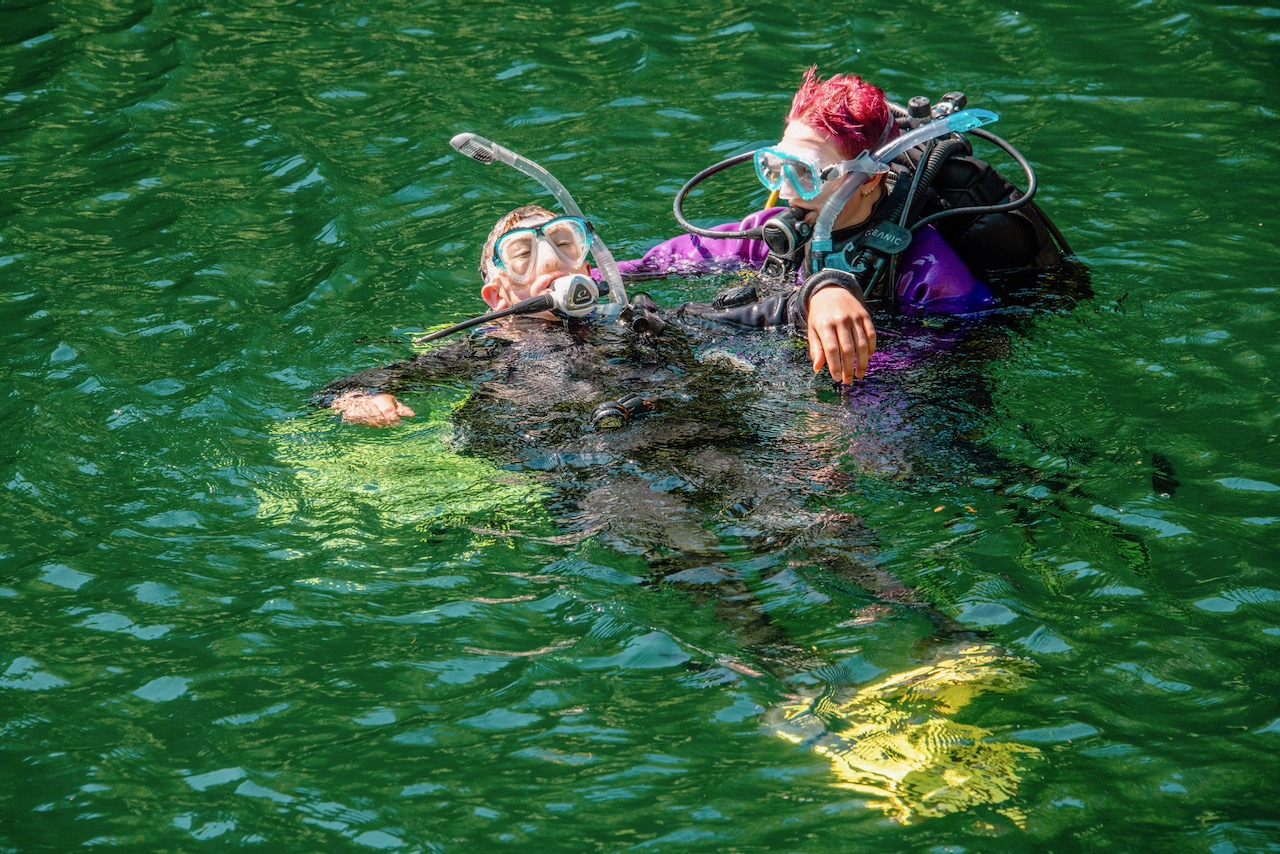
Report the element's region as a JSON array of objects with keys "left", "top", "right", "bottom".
[{"left": 450, "top": 132, "right": 494, "bottom": 164}]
